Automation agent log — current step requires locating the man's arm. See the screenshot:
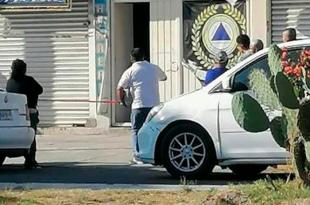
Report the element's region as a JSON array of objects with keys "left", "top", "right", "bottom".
[
  {"left": 204, "top": 70, "right": 213, "bottom": 86},
  {"left": 156, "top": 66, "right": 167, "bottom": 81},
  {"left": 117, "top": 86, "right": 127, "bottom": 107},
  {"left": 31, "top": 77, "right": 43, "bottom": 95},
  {"left": 117, "top": 69, "right": 131, "bottom": 107}
]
